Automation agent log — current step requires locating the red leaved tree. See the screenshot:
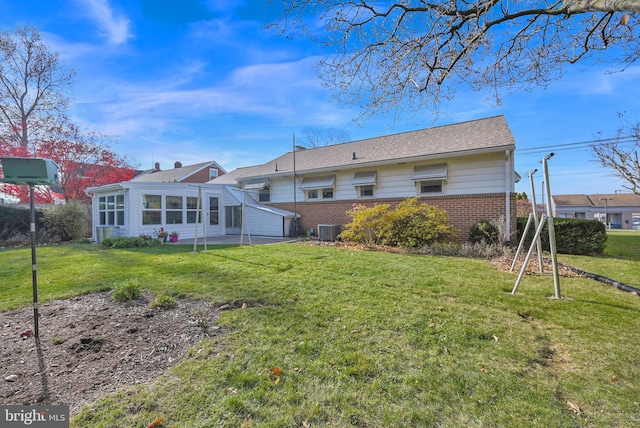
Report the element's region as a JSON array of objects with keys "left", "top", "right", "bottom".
[
  {"left": 0, "top": 26, "right": 137, "bottom": 203},
  {"left": 0, "top": 126, "right": 137, "bottom": 203}
]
